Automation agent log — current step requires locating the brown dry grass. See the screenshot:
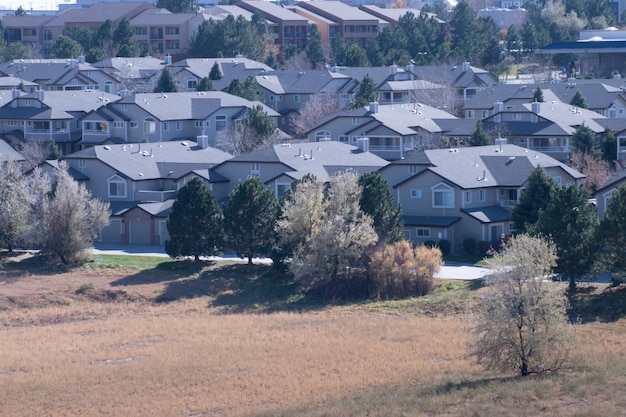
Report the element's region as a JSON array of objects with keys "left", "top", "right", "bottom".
[{"left": 1, "top": 256, "right": 626, "bottom": 417}]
